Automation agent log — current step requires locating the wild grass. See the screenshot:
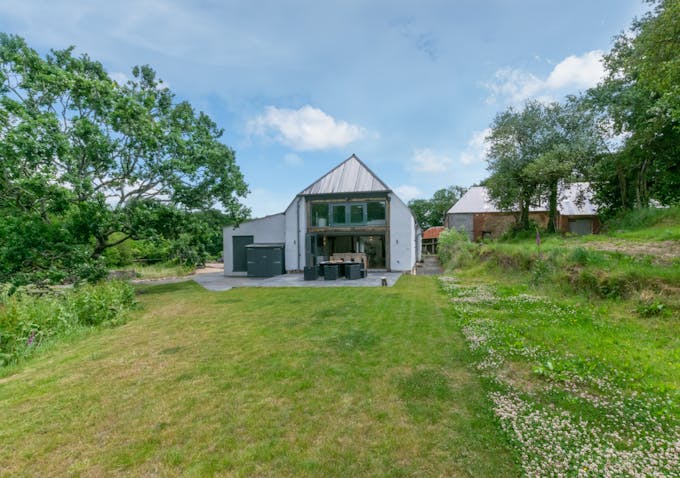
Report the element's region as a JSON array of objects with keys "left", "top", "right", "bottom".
[
  {"left": 440, "top": 275, "right": 680, "bottom": 476},
  {"left": 440, "top": 232, "right": 680, "bottom": 315},
  {"left": 0, "top": 277, "right": 517, "bottom": 477},
  {"left": 0, "top": 281, "right": 135, "bottom": 368},
  {"left": 437, "top": 207, "right": 680, "bottom": 475},
  {"left": 116, "top": 262, "right": 194, "bottom": 279},
  {"left": 602, "top": 206, "right": 680, "bottom": 241}
]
